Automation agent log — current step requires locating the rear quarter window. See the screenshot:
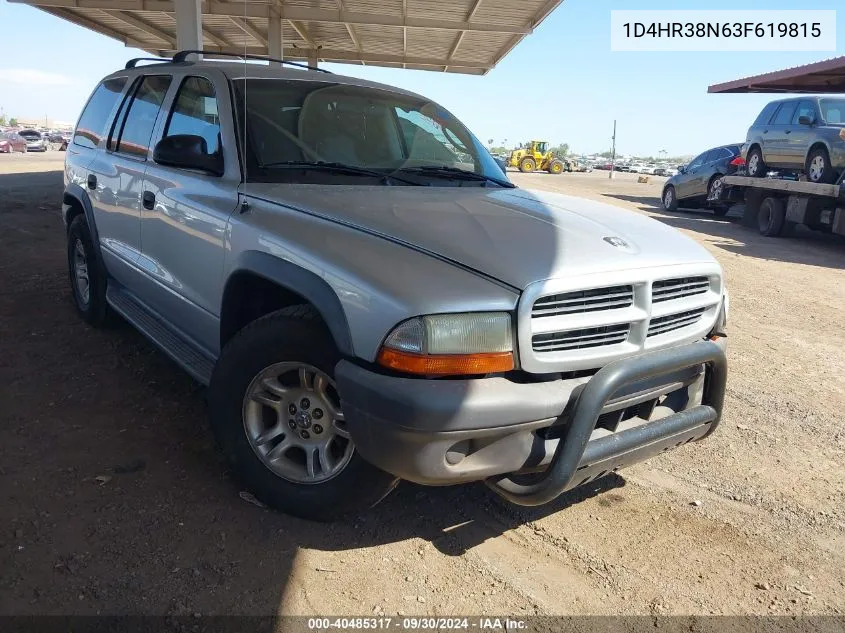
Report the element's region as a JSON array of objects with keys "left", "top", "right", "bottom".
[
  {"left": 73, "top": 77, "right": 127, "bottom": 149},
  {"left": 753, "top": 102, "right": 780, "bottom": 127}
]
